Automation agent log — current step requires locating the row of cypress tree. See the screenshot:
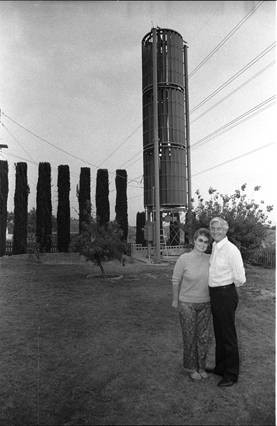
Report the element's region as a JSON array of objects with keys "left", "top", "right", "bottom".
[{"left": 0, "top": 160, "right": 128, "bottom": 256}]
